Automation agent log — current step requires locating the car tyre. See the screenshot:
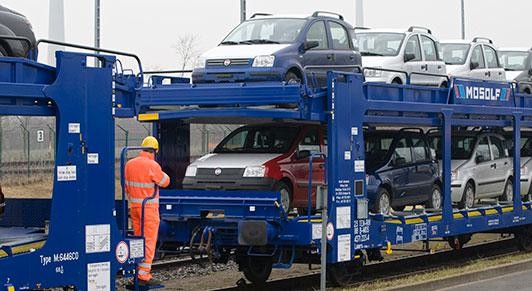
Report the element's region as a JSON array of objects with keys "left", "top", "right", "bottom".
[
  {"left": 458, "top": 182, "right": 475, "bottom": 209},
  {"left": 372, "top": 188, "right": 391, "bottom": 215},
  {"left": 277, "top": 181, "right": 292, "bottom": 214},
  {"left": 284, "top": 71, "right": 302, "bottom": 84},
  {"left": 425, "top": 184, "right": 442, "bottom": 210},
  {"left": 501, "top": 179, "right": 513, "bottom": 203}
]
